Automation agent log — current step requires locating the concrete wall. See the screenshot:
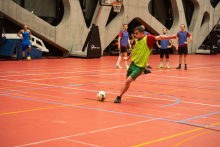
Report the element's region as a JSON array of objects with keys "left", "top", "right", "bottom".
[{"left": 0, "top": 0, "right": 220, "bottom": 56}]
